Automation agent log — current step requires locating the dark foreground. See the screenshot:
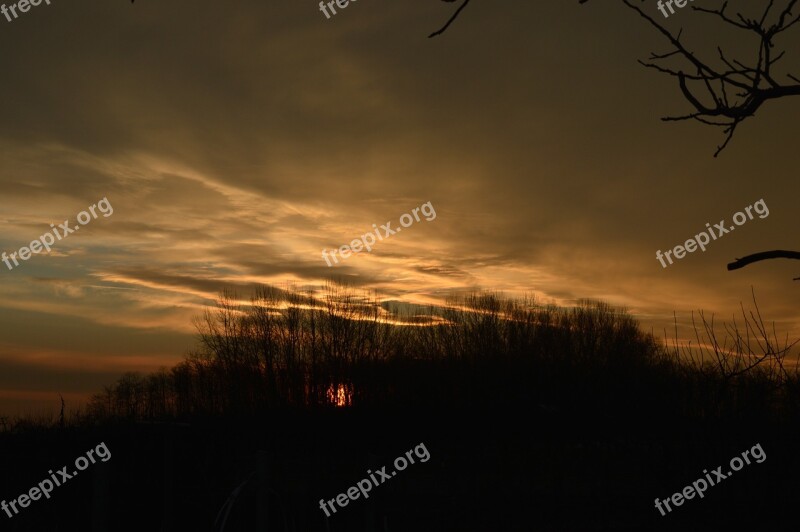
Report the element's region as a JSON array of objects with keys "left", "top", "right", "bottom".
[
  {"left": 3, "top": 293, "right": 799, "bottom": 530},
  {"left": 2, "top": 392, "right": 799, "bottom": 531}
]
